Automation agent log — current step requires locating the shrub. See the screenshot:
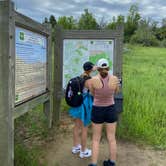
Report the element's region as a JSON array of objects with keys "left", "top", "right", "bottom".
[
  {"left": 159, "top": 39, "right": 166, "bottom": 47},
  {"left": 130, "top": 19, "right": 159, "bottom": 46}
]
